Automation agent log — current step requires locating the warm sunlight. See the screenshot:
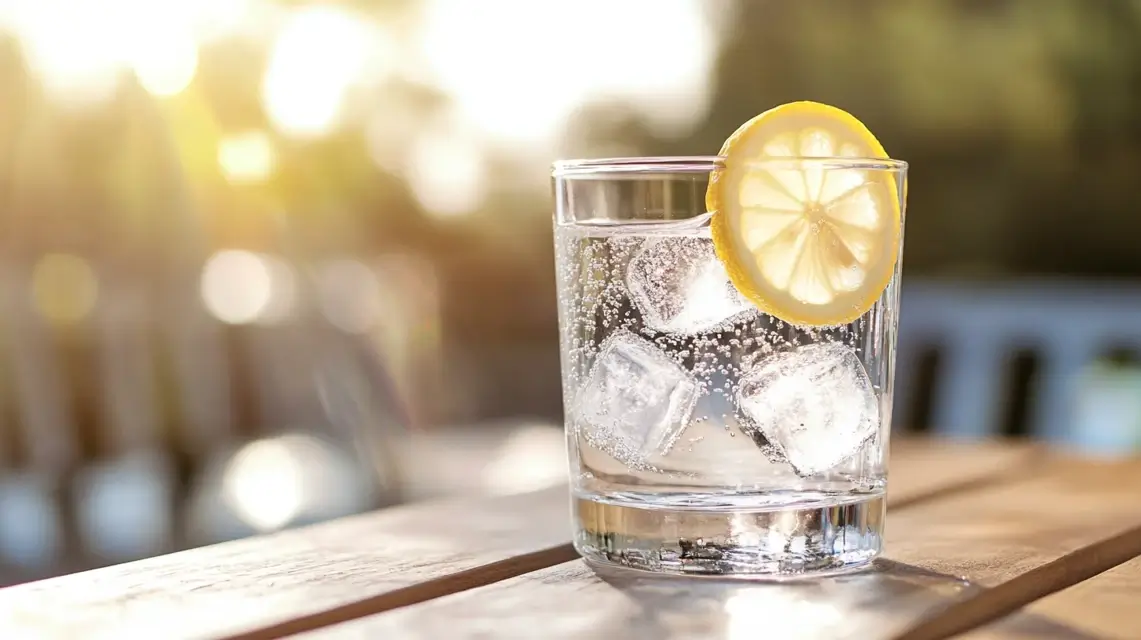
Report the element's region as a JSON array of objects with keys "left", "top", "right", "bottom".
[
  {"left": 416, "top": 0, "right": 716, "bottom": 147},
  {"left": 217, "top": 131, "right": 276, "bottom": 184},
  {"left": 125, "top": 21, "right": 198, "bottom": 97},
  {"left": 406, "top": 127, "right": 487, "bottom": 219},
  {"left": 261, "top": 6, "right": 382, "bottom": 138},
  {"left": 0, "top": 0, "right": 235, "bottom": 103}
]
